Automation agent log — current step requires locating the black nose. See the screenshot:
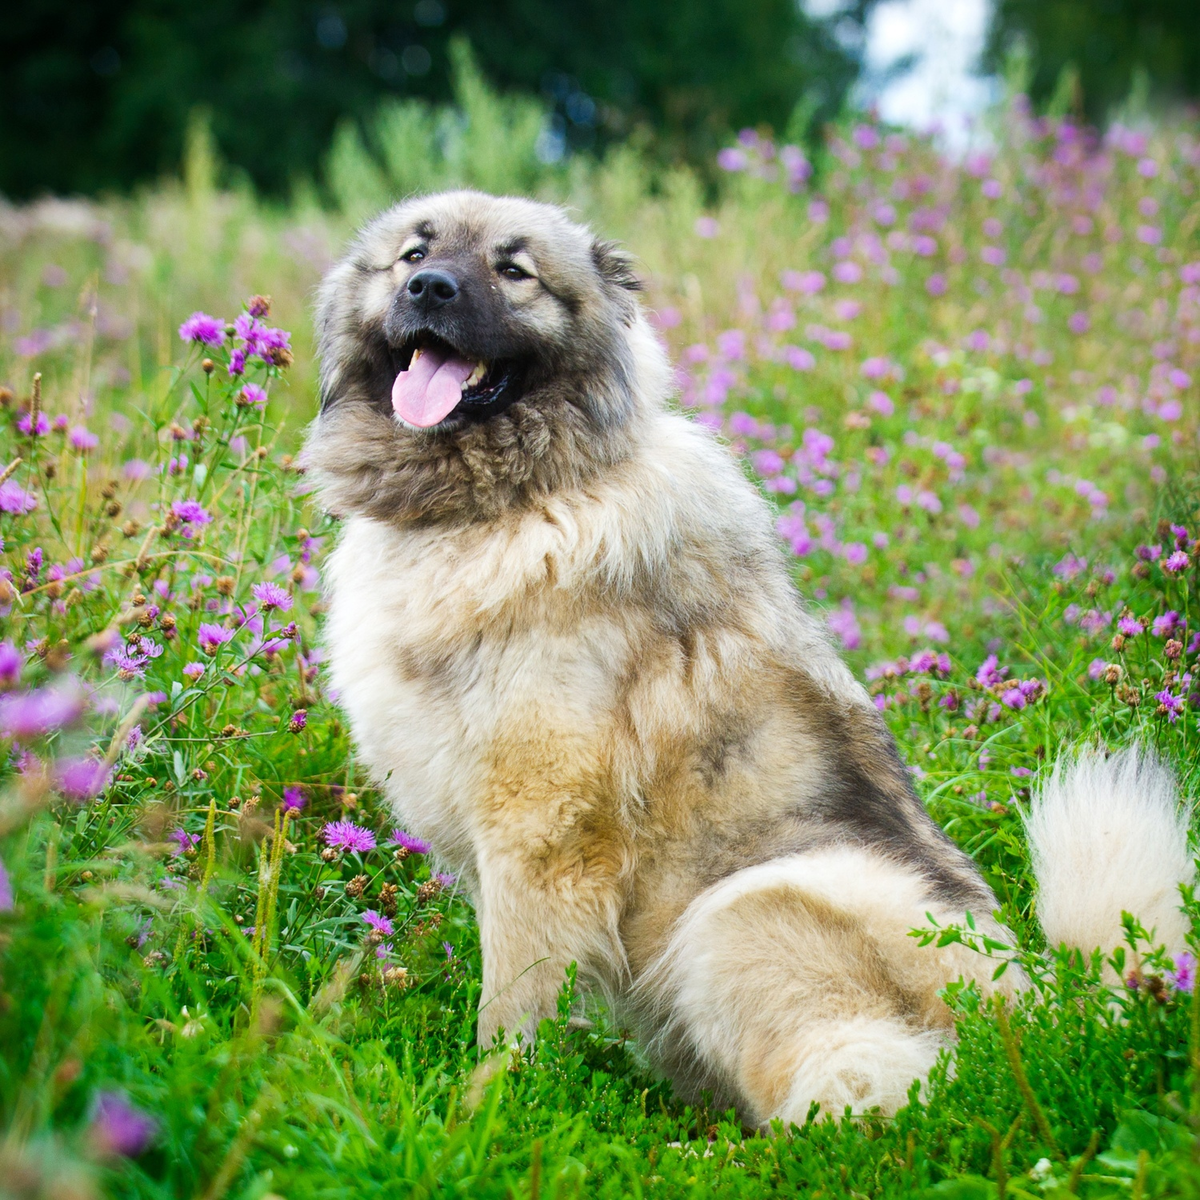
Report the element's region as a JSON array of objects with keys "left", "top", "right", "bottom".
[{"left": 407, "top": 268, "right": 460, "bottom": 310}]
